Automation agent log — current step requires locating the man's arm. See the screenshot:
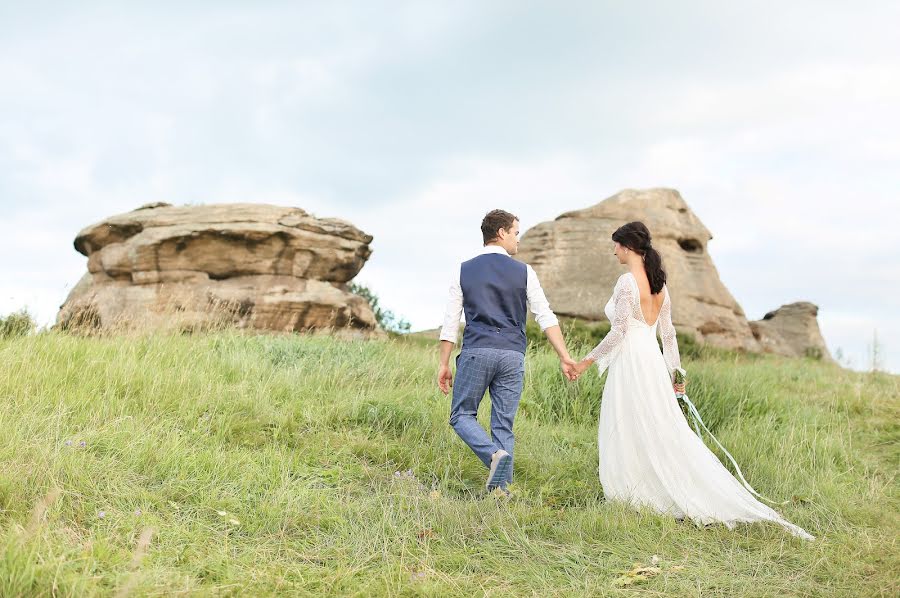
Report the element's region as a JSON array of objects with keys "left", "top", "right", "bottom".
[
  {"left": 543, "top": 324, "right": 570, "bottom": 360},
  {"left": 544, "top": 325, "right": 578, "bottom": 380},
  {"left": 526, "top": 265, "right": 577, "bottom": 380},
  {"left": 438, "top": 340, "right": 454, "bottom": 395},
  {"left": 437, "top": 265, "right": 463, "bottom": 394}
]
